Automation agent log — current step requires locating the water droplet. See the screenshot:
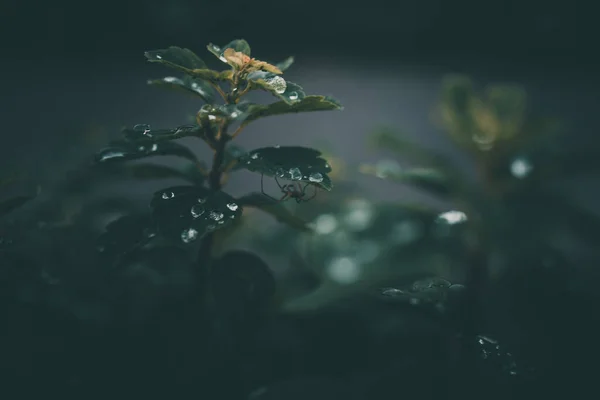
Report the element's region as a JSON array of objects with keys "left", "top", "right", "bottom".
[
  {"left": 197, "top": 198, "right": 207, "bottom": 204},
  {"left": 191, "top": 205, "right": 205, "bottom": 218},
  {"left": 150, "top": 143, "right": 158, "bottom": 152},
  {"left": 208, "top": 115, "right": 217, "bottom": 121},
  {"left": 274, "top": 144, "right": 281, "bottom": 148},
  {"left": 288, "top": 91, "right": 298, "bottom": 100},
  {"left": 326, "top": 256, "right": 361, "bottom": 285},
  {"left": 163, "top": 76, "right": 178, "bottom": 83},
  {"left": 381, "top": 288, "right": 407, "bottom": 297},
  {"left": 219, "top": 55, "right": 228, "bottom": 63},
  {"left": 342, "top": 199, "right": 375, "bottom": 232},
  {"left": 181, "top": 228, "right": 198, "bottom": 243},
  {"left": 250, "top": 153, "right": 259, "bottom": 160},
  {"left": 226, "top": 202, "right": 239, "bottom": 211},
  {"left": 138, "top": 145, "right": 145, "bottom": 152},
  {"left": 289, "top": 167, "right": 302, "bottom": 180},
  {"left": 96, "top": 148, "right": 126, "bottom": 162},
  {"left": 313, "top": 214, "right": 337, "bottom": 235},
  {"left": 265, "top": 76, "right": 287, "bottom": 94},
  {"left": 209, "top": 211, "right": 224, "bottom": 221},
  {"left": 156, "top": 55, "right": 162, "bottom": 60},
  {"left": 510, "top": 157, "right": 532, "bottom": 178},
  {"left": 162, "top": 192, "right": 175, "bottom": 199},
  {"left": 230, "top": 111, "right": 240, "bottom": 118},
  {"left": 206, "top": 224, "right": 216, "bottom": 232},
  {"left": 275, "top": 168, "right": 286, "bottom": 178},
  {"left": 308, "top": 172, "right": 324, "bottom": 183},
  {"left": 436, "top": 210, "right": 467, "bottom": 225},
  {"left": 133, "top": 124, "right": 151, "bottom": 136}
]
